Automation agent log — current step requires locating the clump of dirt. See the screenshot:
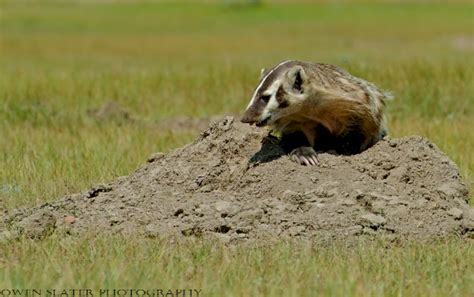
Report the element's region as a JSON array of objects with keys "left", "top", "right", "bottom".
[
  {"left": 87, "top": 100, "right": 237, "bottom": 134},
  {"left": 157, "top": 114, "right": 239, "bottom": 133},
  {"left": 87, "top": 101, "right": 133, "bottom": 123},
  {"left": 1, "top": 117, "right": 473, "bottom": 244},
  {"left": 451, "top": 36, "right": 474, "bottom": 50}
]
